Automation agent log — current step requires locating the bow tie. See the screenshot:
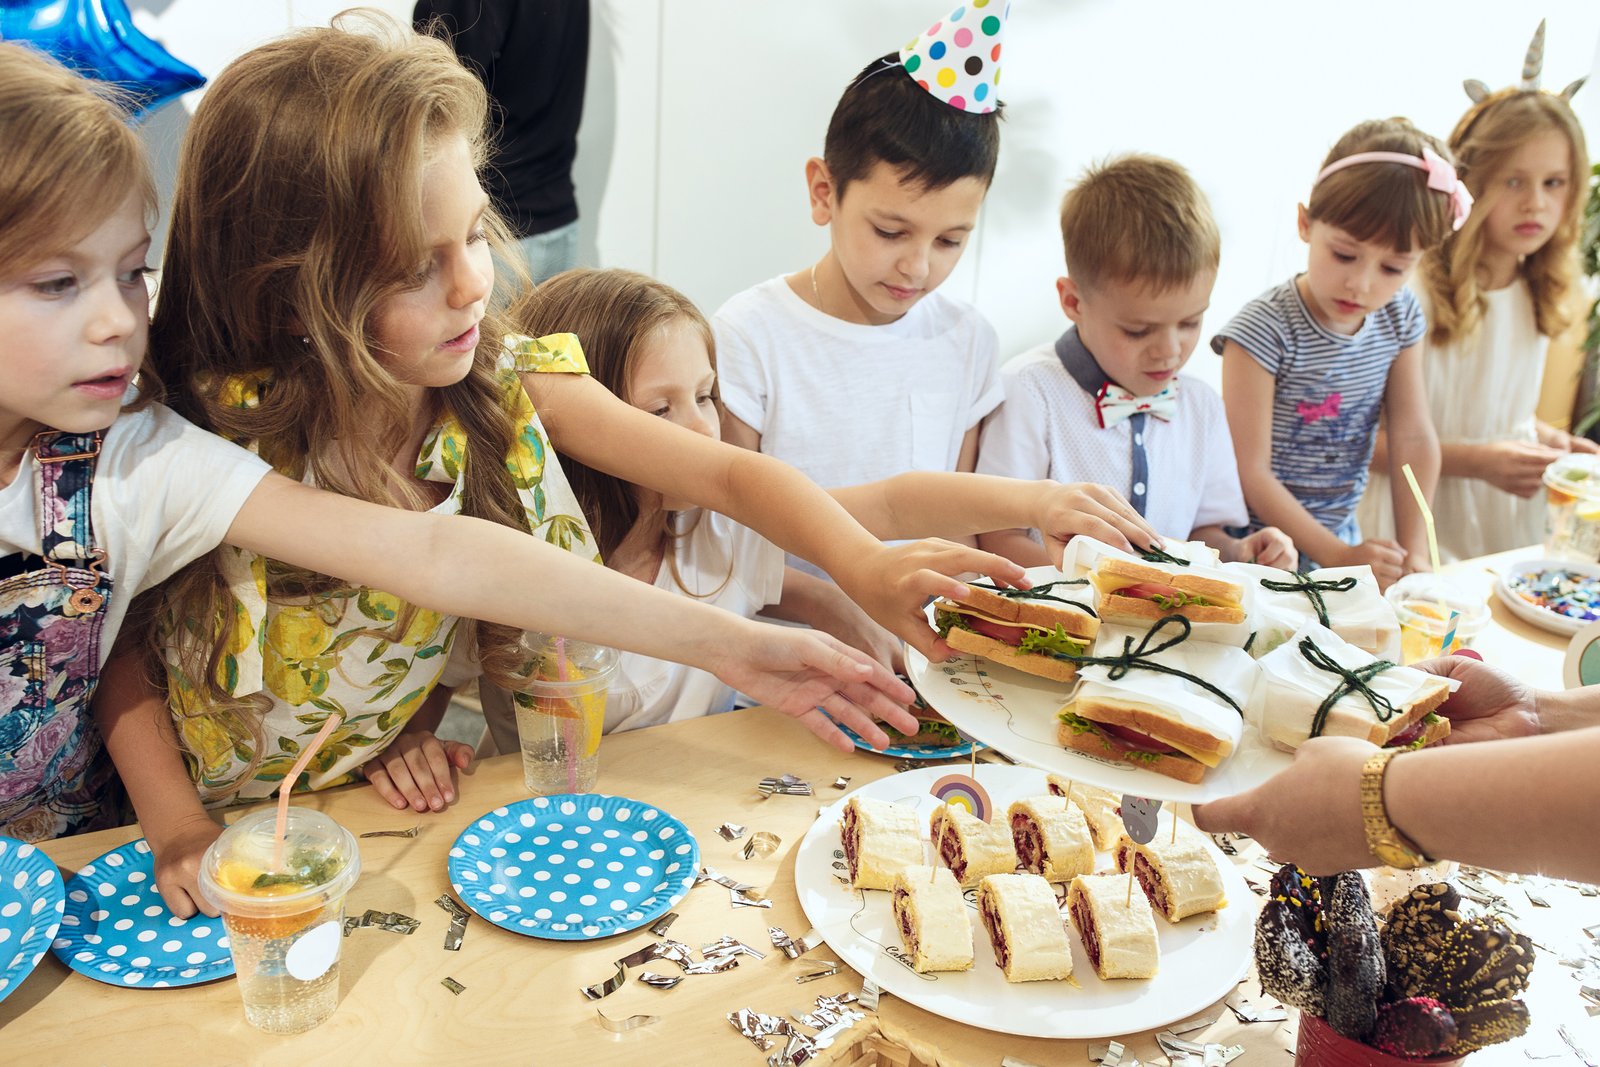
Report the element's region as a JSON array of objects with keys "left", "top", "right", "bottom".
[{"left": 1095, "top": 381, "right": 1178, "bottom": 428}]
